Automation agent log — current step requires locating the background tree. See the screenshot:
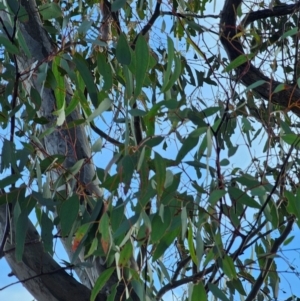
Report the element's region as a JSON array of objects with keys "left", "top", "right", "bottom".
[{"left": 1, "top": 0, "right": 300, "bottom": 300}]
